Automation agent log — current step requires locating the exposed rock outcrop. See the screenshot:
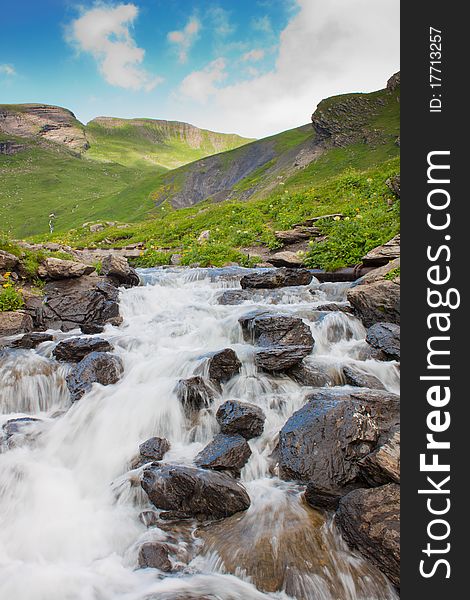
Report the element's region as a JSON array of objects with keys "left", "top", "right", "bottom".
[
  {"left": 0, "top": 311, "right": 33, "bottom": 337},
  {"left": 0, "top": 250, "right": 19, "bottom": 272},
  {"left": 101, "top": 255, "right": 140, "bottom": 288},
  {"left": 37, "top": 258, "right": 94, "bottom": 280}
]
